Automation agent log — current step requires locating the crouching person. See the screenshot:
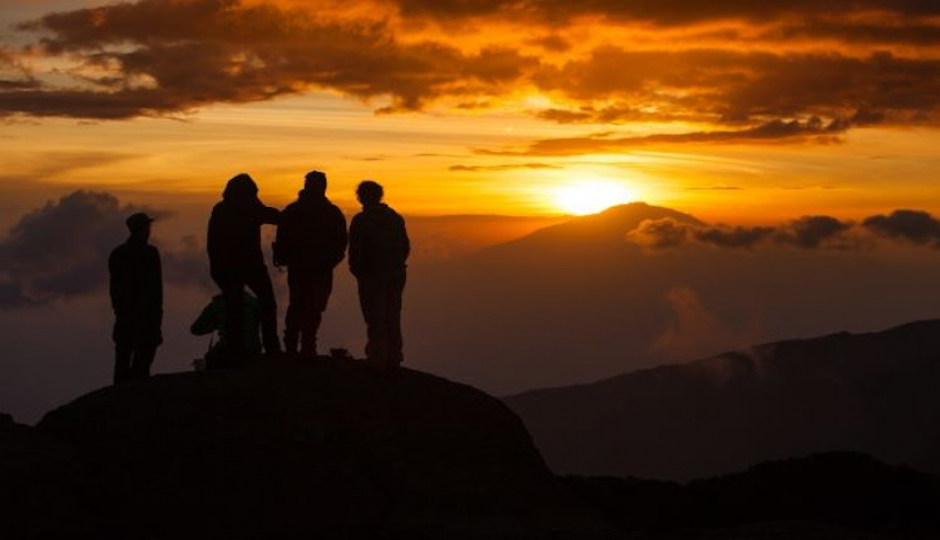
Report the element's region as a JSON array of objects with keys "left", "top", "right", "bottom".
[{"left": 190, "top": 290, "right": 262, "bottom": 369}]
